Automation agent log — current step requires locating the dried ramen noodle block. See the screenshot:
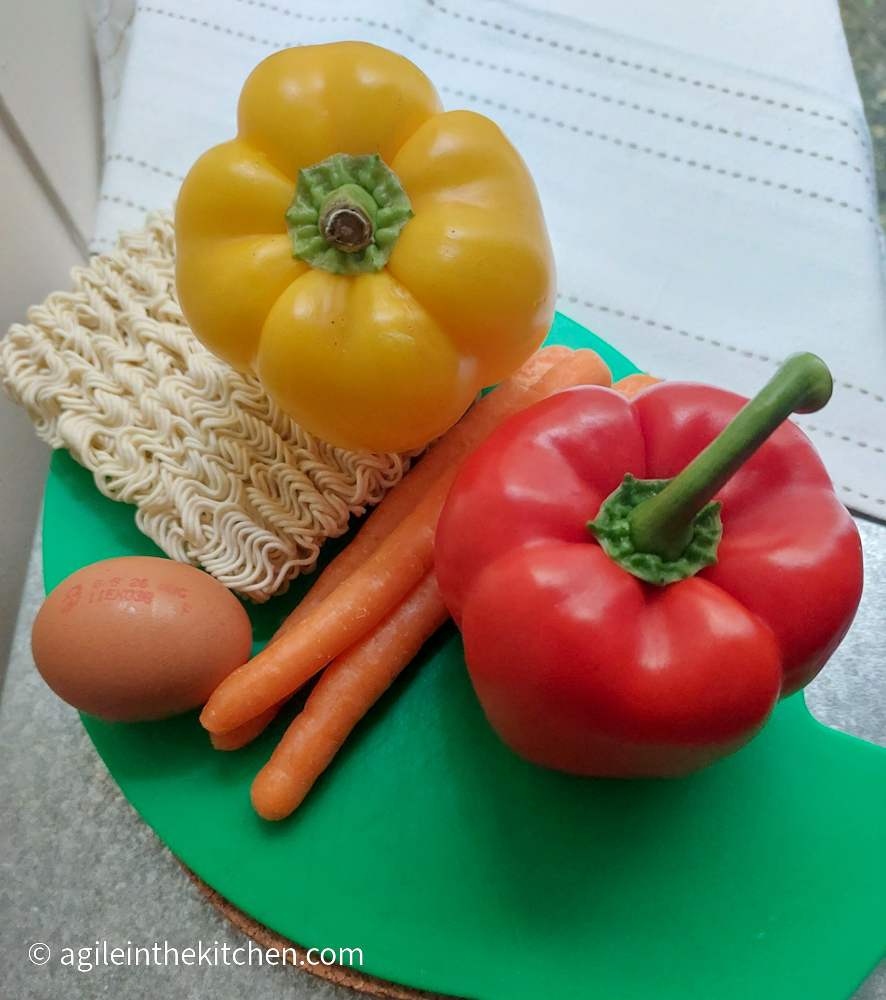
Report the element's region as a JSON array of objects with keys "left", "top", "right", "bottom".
[{"left": 0, "top": 211, "right": 417, "bottom": 602}]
